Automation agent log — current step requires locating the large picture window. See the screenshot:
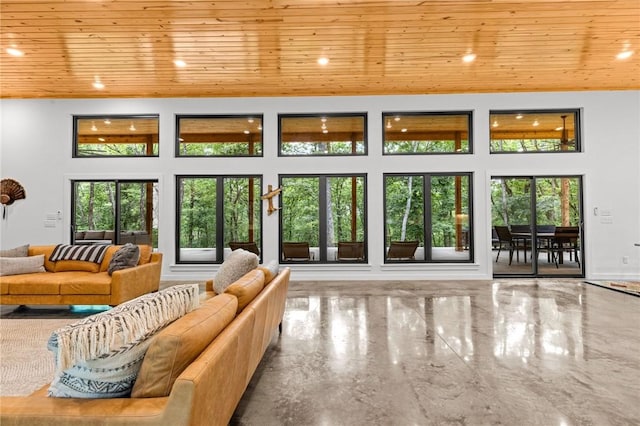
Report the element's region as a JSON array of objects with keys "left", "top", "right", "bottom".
[
  {"left": 383, "top": 111, "right": 472, "bottom": 154},
  {"left": 176, "top": 115, "right": 263, "bottom": 157},
  {"left": 384, "top": 173, "right": 473, "bottom": 262},
  {"left": 73, "top": 115, "right": 159, "bottom": 157},
  {"left": 279, "top": 113, "right": 367, "bottom": 156},
  {"left": 71, "top": 179, "right": 158, "bottom": 247},
  {"left": 490, "top": 109, "right": 581, "bottom": 153},
  {"left": 176, "top": 175, "right": 262, "bottom": 263},
  {"left": 280, "top": 174, "right": 367, "bottom": 263}
]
